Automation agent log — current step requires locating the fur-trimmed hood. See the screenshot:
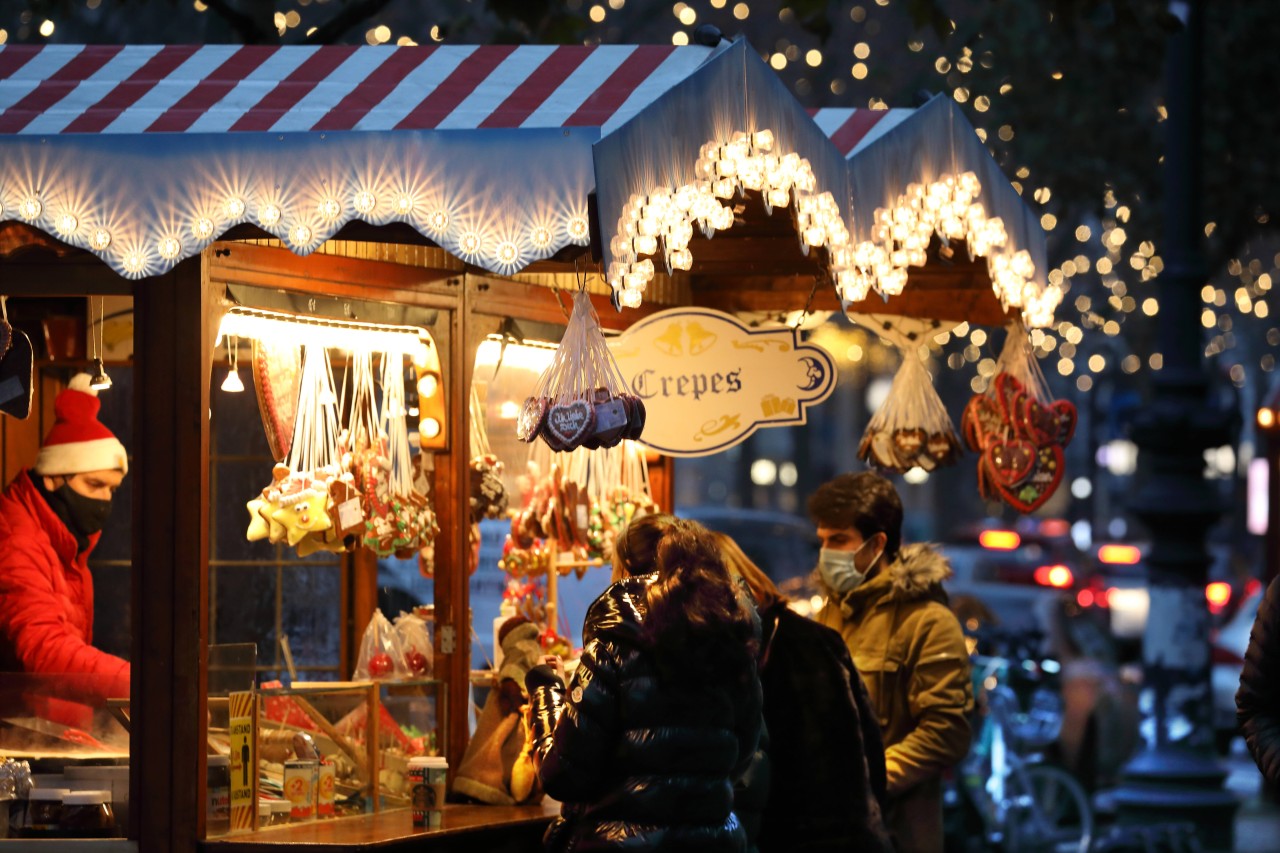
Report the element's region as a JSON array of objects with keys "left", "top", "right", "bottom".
[
  {"left": 882, "top": 542, "right": 952, "bottom": 600},
  {"left": 820, "top": 542, "right": 953, "bottom": 611}
]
